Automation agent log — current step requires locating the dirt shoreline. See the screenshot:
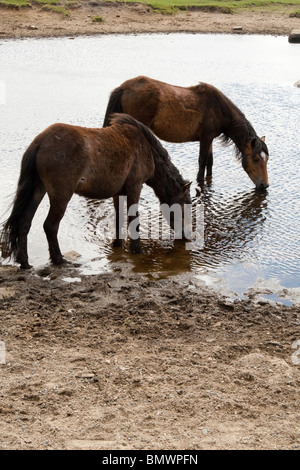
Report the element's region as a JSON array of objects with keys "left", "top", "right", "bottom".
[
  {"left": 0, "top": 260, "right": 300, "bottom": 450},
  {"left": 1, "top": 4, "right": 300, "bottom": 451},
  {"left": 0, "top": 3, "right": 299, "bottom": 39}
]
